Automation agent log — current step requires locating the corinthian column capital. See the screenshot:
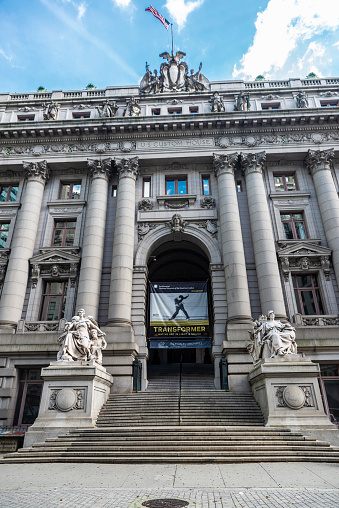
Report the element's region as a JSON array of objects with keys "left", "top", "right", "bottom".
[
  {"left": 240, "top": 151, "right": 266, "bottom": 176},
  {"left": 213, "top": 153, "right": 238, "bottom": 177},
  {"left": 23, "top": 160, "right": 49, "bottom": 183},
  {"left": 87, "top": 158, "right": 112, "bottom": 180},
  {"left": 115, "top": 156, "right": 139, "bottom": 180},
  {"left": 305, "top": 148, "right": 334, "bottom": 176}
]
